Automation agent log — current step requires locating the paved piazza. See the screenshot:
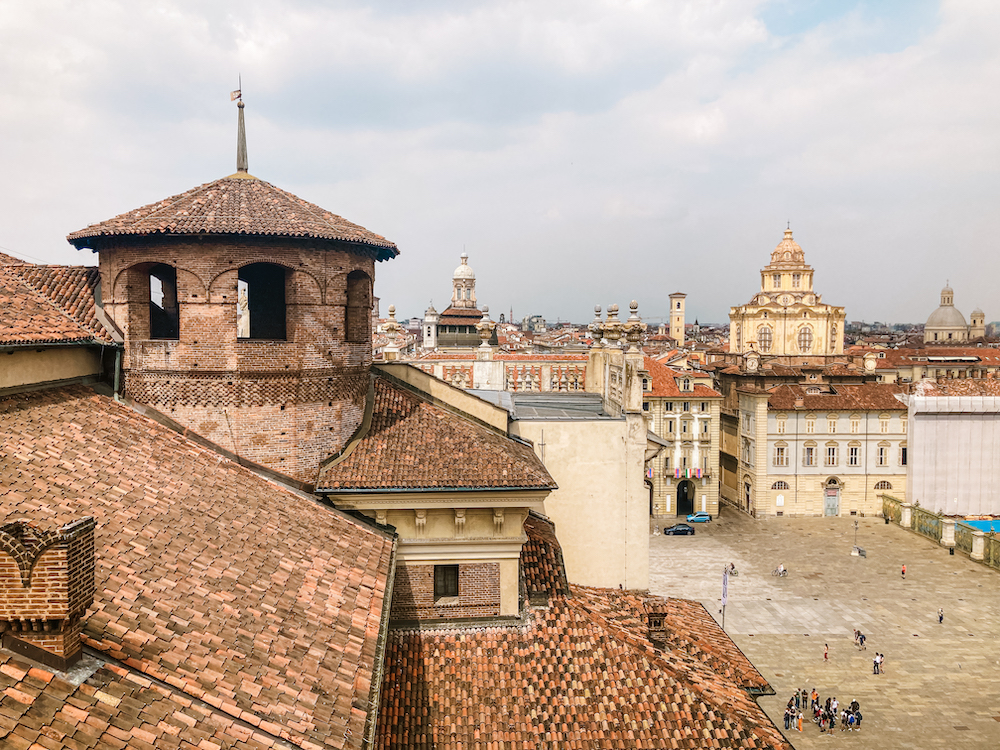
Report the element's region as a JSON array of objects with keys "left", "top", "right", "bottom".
[{"left": 649, "top": 511, "right": 1000, "bottom": 749}]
